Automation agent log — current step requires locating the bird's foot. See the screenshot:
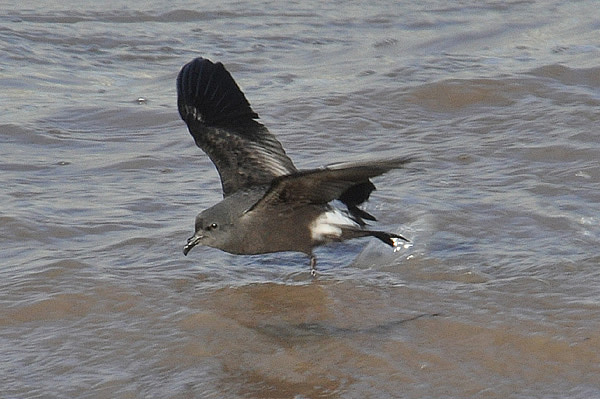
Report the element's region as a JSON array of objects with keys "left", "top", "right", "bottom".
[{"left": 309, "top": 255, "right": 317, "bottom": 277}]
